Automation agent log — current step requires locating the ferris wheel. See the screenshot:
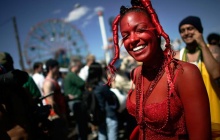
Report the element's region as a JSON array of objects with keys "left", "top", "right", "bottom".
[{"left": 24, "top": 19, "right": 89, "bottom": 68}]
